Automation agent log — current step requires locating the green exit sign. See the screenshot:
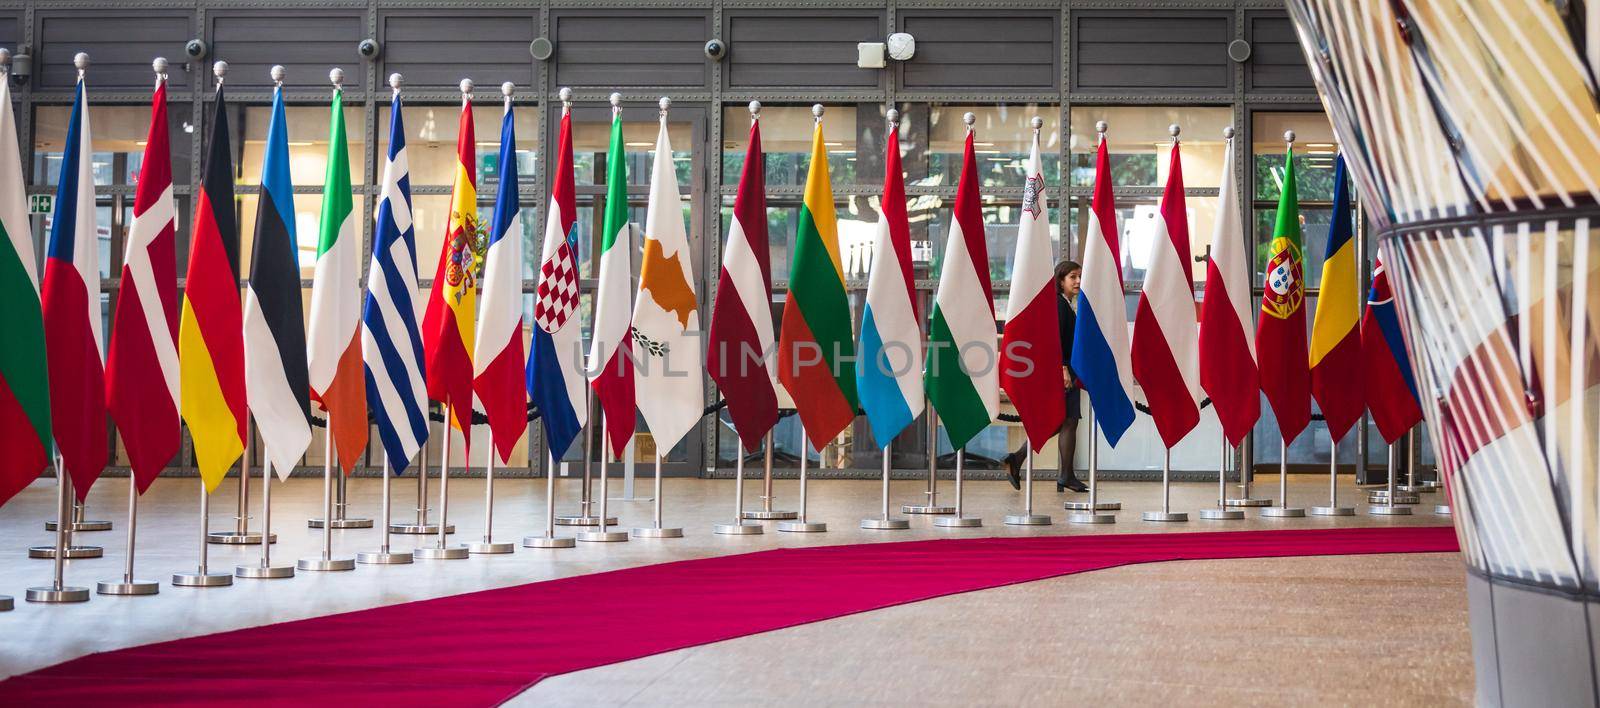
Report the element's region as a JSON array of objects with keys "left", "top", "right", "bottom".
[{"left": 28, "top": 194, "right": 50, "bottom": 214}]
